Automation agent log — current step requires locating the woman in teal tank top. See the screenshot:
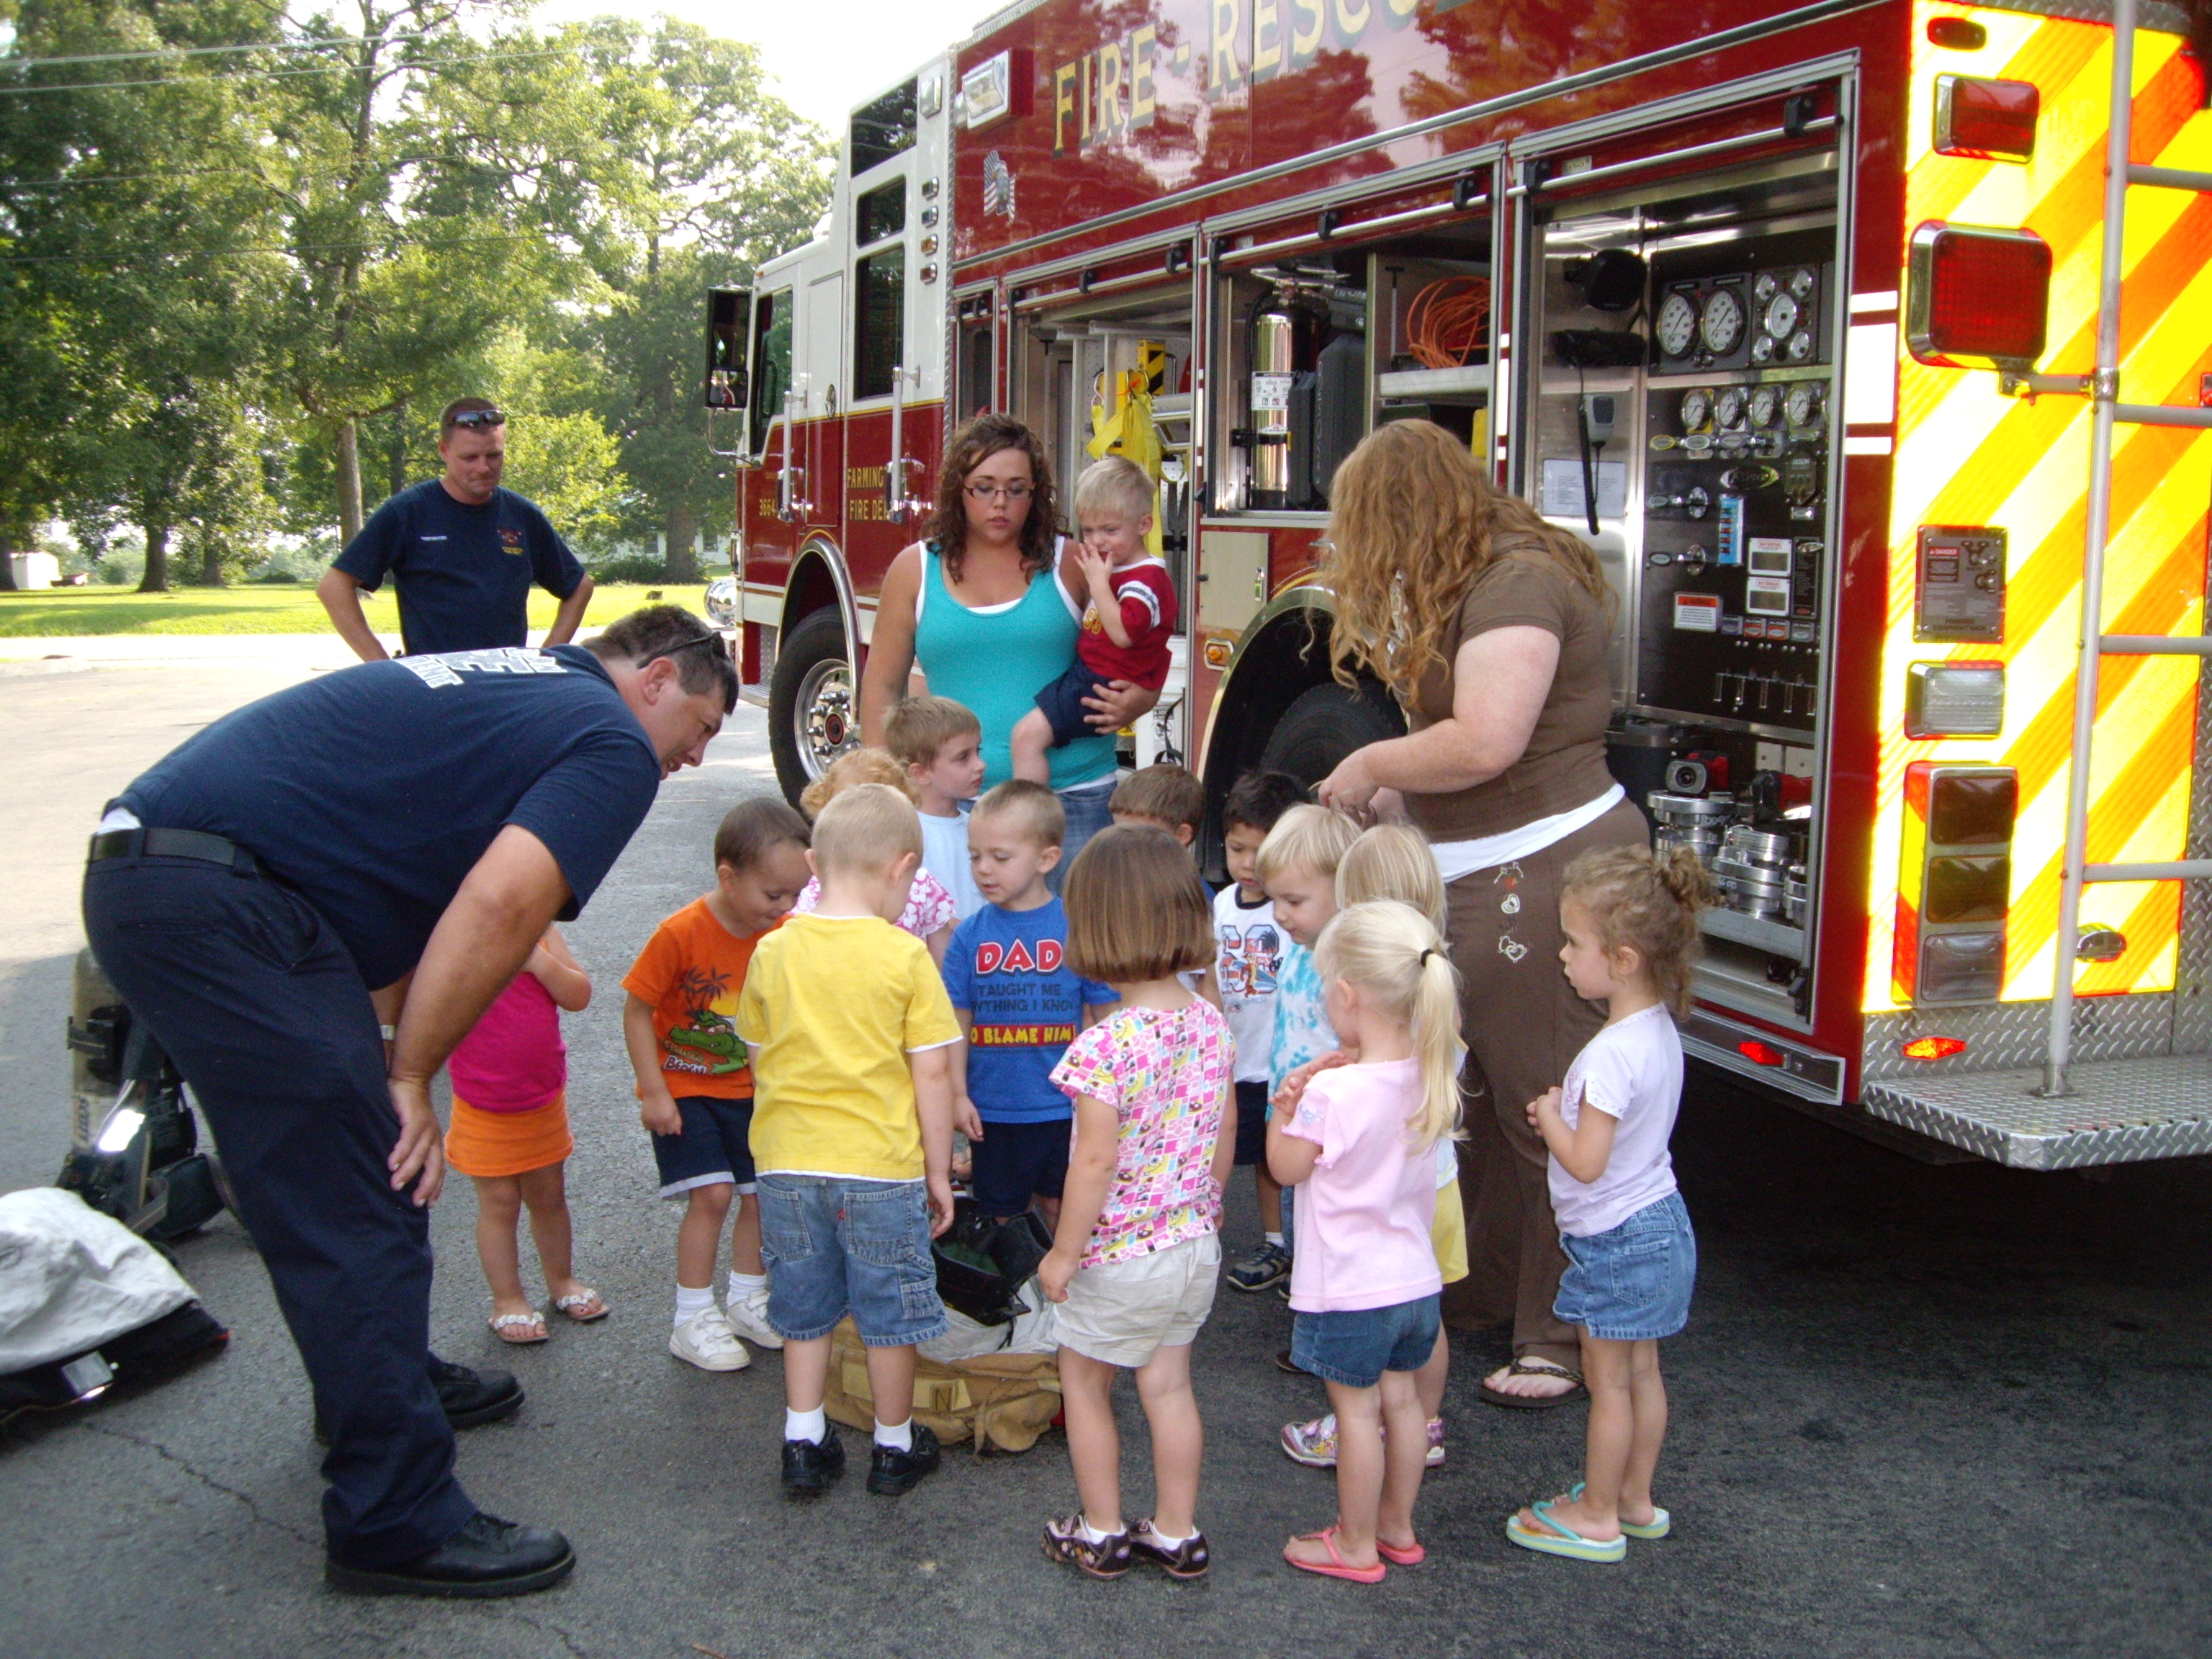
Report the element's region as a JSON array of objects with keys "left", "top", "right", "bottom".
[{"left": 860, "top": 415, "right": 1158, "bottom": 865}]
